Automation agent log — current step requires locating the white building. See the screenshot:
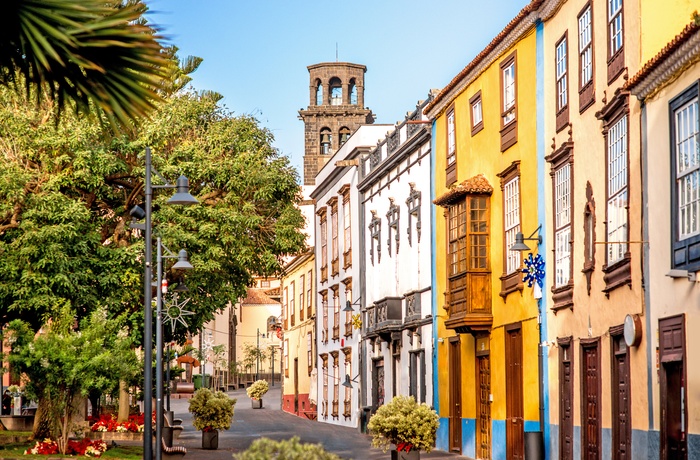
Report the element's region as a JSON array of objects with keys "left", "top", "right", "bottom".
[
  {"left": 357, "top": 96, "right": 435, "bottom": 420},
  {"left": 311, "top": 124, "right": 392, "bottom": 427}
]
